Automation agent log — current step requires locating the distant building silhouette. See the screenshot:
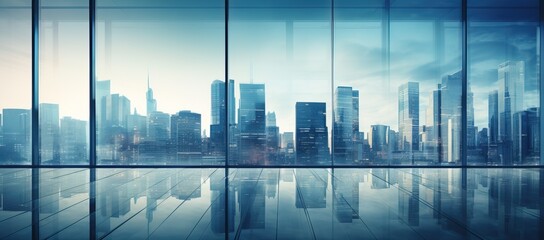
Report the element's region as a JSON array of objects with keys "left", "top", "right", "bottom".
[
  {"left": 171, "top": 111, "right": 202, "bottom": 161},
  {"left": 60, "top": 117, "right": 87, "bottom": 164},
  {"left": 334, "top": 86, "right": 359, "bottom": 164},
  {"left": 398, "top": 82, "right": 419, "bottom": 154},
  {"left": 296, "top": 102, "right": 329, "bottom": 165},
  {"left": 238, "top": 83, "right": 266, "bottom": 165},
  {"left": 40, "top": 103, "right": 60, "bottom": 163}
]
